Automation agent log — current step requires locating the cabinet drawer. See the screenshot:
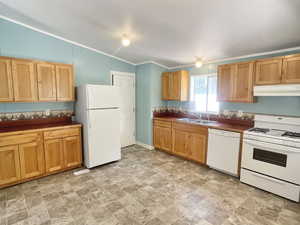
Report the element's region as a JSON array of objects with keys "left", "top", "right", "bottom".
[
  {"left": 153, "top": 119, "right": 172, "bottom": 128},
  {"left": 44, "top": 128, "right": 80, "bottom": 140},
  {"left": 0, "top": 132, "right": 41, "bottom": 147},
  {"left": 173, "top": 122, "right": 208, "bottom": 134}
]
